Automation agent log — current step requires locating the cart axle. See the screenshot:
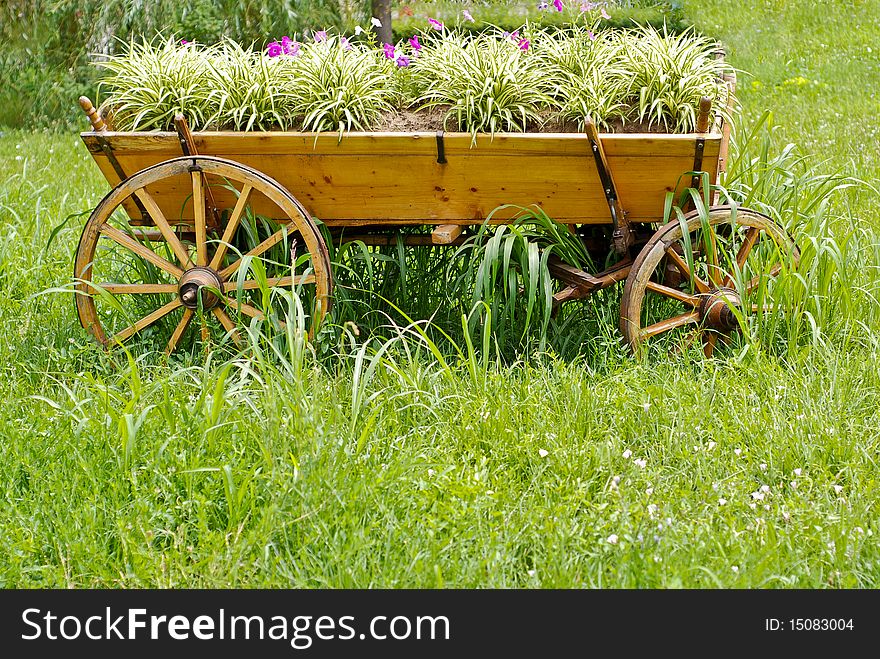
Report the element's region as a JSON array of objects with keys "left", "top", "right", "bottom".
[{"left": 178, "top": 266, "right": 223, "bottom": 310}]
